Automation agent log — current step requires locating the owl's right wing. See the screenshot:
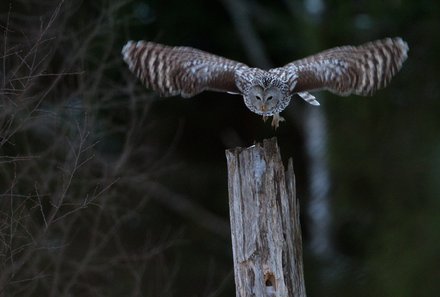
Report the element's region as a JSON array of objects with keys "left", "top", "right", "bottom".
[
  {"left": 122, "top": 41, "right": 248, "bottom": 98},
  {"left": 271, "top": 37, "right": 408, "bottom": 97}
]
